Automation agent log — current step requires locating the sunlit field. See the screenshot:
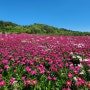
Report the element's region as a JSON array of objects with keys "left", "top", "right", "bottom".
[{"left": 0, "top": 34, "right": 90, "bottom": 90}]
